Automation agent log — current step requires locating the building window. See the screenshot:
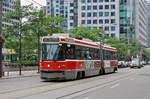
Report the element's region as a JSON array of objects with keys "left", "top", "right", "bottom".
[
  {"left": 81, "top": 6, "right": 86, "bottom": 10},
  {"left": 81, "top": 0, "right": 85, "bottom": 3},
  {"left": 111, "top": 5, "right": 115, "bottom": 9},
  {"left": 99, "top": 5, "right": 103, "bottom": 9},
  {"left": 99, "top": 0, "right": 103, "bottom": 2},
  {"left": 70, "top": 23, "right": 73, "bottom": 26},
  {"left": 111, "top": 12, "right": 116, "bottom": 16},
  {"left": 105, "top": 12, "right": 109, "bottom": 16},
  {"left": 47, "top": 2, "right": 50, "bottom": 5},
  {"left": 70, "top": 16, "right": 74, "bottom": 20},
  {"left": 99, "top": 27, "right": 103, "bottom": 29},
  {"left": 105, "top": 26, "right": 109, "bottom": 31},
  {"left": 99, "top": 12, "right": 103, "bottom": 16},
  {"left": 88, "top": 0, "right": 92, "bottom": 3},
  {"left": 81, "top": 20, "right": 85, "bottom": 24},
  {"left": 105, "top": 19, "right": 109, "bottom": 23},
  {"left": 88, "top": 27, "right": 91, "bottom": 30},
  {"left": 105, "top": 0, "right": 109, "bottom": 2},
  {"left": 56, "top": 9, "right": 59, "bottom": 12},
  {"left": 111, "top": 26, "right": 116, "bottom": 31},
  {"left": 93, "top": 12, "right": 97, "bottom": 17},
  {"left": 111, "top": 19, "right": 116, "bottom": 23},
  {"left": 93, "top": 5, "right": 97, "bottom": 10},
  {"left": 93, "top": 27, "right": 97, "bottom": 29},
  {"left": 70, "top": 9, "right": 73, "bottom": 13},
  {"left": 111, "top": 0, "right": 115, "bottom": 2},
  {"left": 99, "top": 19, "right": 103, "bottom": 24},
  {"left": 111, "top": 33, "right": 115, "bottom": 38},
  {"left": 93, "top": 0, "right": 97, "bottom": 3},
  {"left": 87, "top": 20, "right": 91, "bottom": 24},
  {"left": 70, "top": 3, "right": 74, "bottom": 7},
  {"left": 87, "top": 12, "right": 91, "bottom": 17},
  {"left": 87, "top": 6, "right": 91, "bottom": 10},
  {"left": 105, "top": 5, "right": 109, "bottom": 9},
  {"left": 81, "top": 13, "right": 86, "bottom": 17},
  {"left": 56, "top": 5, "right": 59, "bottom": 8},
  {"left": 56, "top": 0, "right": 59, "bottom": 3},
  {"left": 93, "top": 20, "right": 97, "bottom": 24}
]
